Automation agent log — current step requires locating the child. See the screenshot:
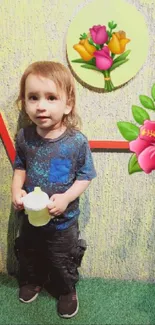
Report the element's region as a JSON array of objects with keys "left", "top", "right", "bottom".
[{"left": 12, "top": 61, "right": 96, "bottom": 318}]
